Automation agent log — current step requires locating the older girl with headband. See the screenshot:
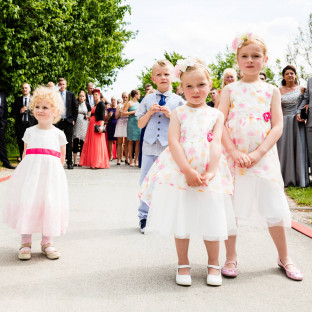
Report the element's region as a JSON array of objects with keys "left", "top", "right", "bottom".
[
  {"left": 218, "top": 33, "right": 303, "bottom": 281},
  {"left": 139, "top": 58, "right": 236, "bottom": 287}
]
